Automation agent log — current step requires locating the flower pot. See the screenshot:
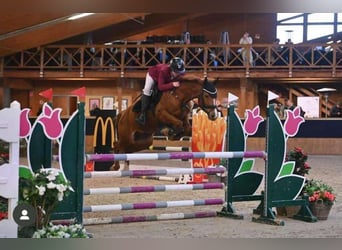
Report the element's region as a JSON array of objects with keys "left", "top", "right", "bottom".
[
  {"left": 0, "top": 212, "right": 8, "bottom": 220},
  {"left": 276, "top": 205, "right": 301, "bottom": 218},
  {"left": 85, "top": 161, "right": 94, "bottom": 172},
  {"left": 309, "top": 200, "right": 332, "bottom": 220}
]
